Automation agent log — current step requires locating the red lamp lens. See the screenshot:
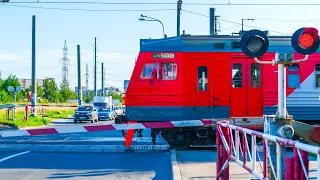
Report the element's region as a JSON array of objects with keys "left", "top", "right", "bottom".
[{"left": 298, "top": 33, "right": 314, "bottom": 49}]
